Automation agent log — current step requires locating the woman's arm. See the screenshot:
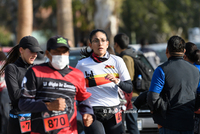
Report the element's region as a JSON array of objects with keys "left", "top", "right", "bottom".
[{"left": 5, "top": 64, "right": 21, "bottom": 103}]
